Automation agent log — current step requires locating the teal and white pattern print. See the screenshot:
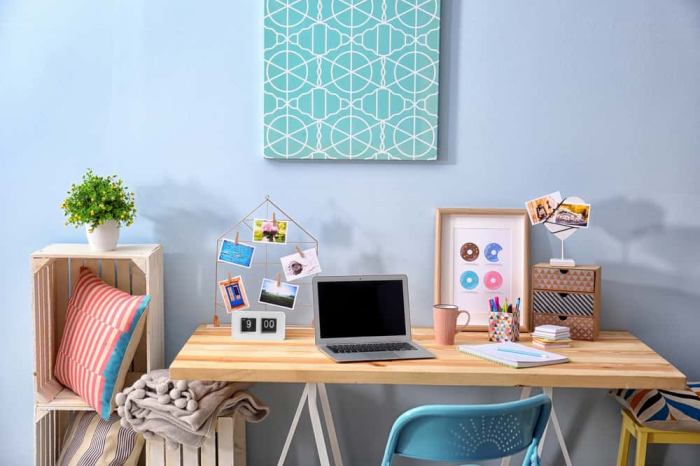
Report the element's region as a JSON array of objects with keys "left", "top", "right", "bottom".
[{"left": 264, "top": 0, "right": 441, "bottom": 160}]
